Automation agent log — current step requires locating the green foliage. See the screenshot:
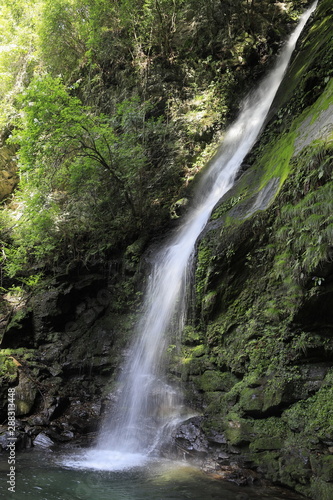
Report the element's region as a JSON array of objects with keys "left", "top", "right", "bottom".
[
  {"left": 192, "top": 138, "right": 333, "bottom": 379},
  {"left": 195, "top": 244, "right": 213, "bottom": 302},
  {"left": 273, "top": 143, "right": 333, "bottom": 283},
  {"left": 0, "top": 0, "right": 323, "bottom": 290},
  {"left": 211, "top": 194, "right": 245, "bottom": 220},
  {"left": 0, "top": 0, "right": 42, "bottom": 128},
  {"left": 37, "top": 0, "right": 90, "bottom": 79},
  {"left": 0, "top": 352, "right": 17, "bottom": 381},
  {"left": 283, "top": 369, "right": 333, "bottom": 439},
  {"left": 2, "top": 74, "right": 174, "bottom": 275}
]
